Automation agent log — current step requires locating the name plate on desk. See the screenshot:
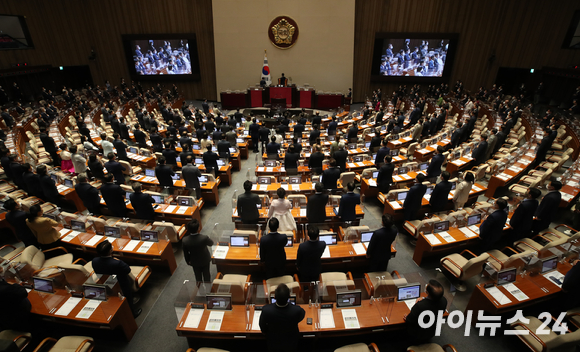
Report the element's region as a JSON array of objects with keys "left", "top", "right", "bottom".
[
  {"left": 438, "top": 232, "right": 456, "bottom": 243},
  {"left": 136, "top": 242, "right": 153, "bottom": 253},
  {"left": 503, "top": 283, "right": 529, "bottom": 301},
  {"left": 485, "top": 286, "right": 512, "bottom": 305},
  {"left": 61, "top": 231, "right": 80, "bottom": 242},
  {"left": 76, "top": 300, "right": 101, "bottom": 319}
]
